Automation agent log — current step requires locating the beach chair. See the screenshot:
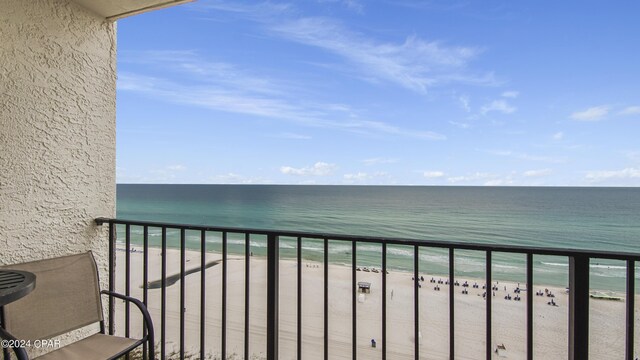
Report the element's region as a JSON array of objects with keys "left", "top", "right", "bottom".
[{"left": 0, "top": 252, "right": 154, "bottom": 360}]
